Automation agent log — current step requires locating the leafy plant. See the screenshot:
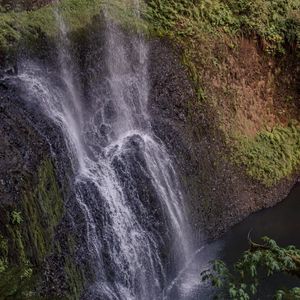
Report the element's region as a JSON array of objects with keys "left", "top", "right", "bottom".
[
  {"left": 202, "top": 237, "right": 300, "bottom": 299},
  {"left": 227, "top": 0, "right": 300, "bottom": 53},
  {"left": 145, "top": 0, "right": 300, "bottom": 54}
]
